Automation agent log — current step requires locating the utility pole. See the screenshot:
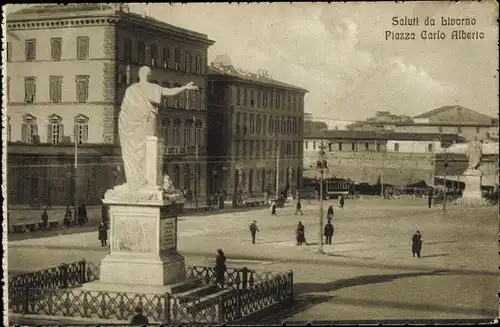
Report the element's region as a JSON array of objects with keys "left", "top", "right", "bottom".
[
  {"left": 316, "top": 140, "right": 328, "bottom": 254},
  {"left": 443, "top": 149, "right": 448, "bottom": 214},
  {"left": 74, "top": 136, "right": 79, "bottom": 221},
  {"left": 193, "top": 116, "right": 199, "bottom": 208},
  {"left": 275, "top": 138, "right": 280, "bottom": 200}
]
